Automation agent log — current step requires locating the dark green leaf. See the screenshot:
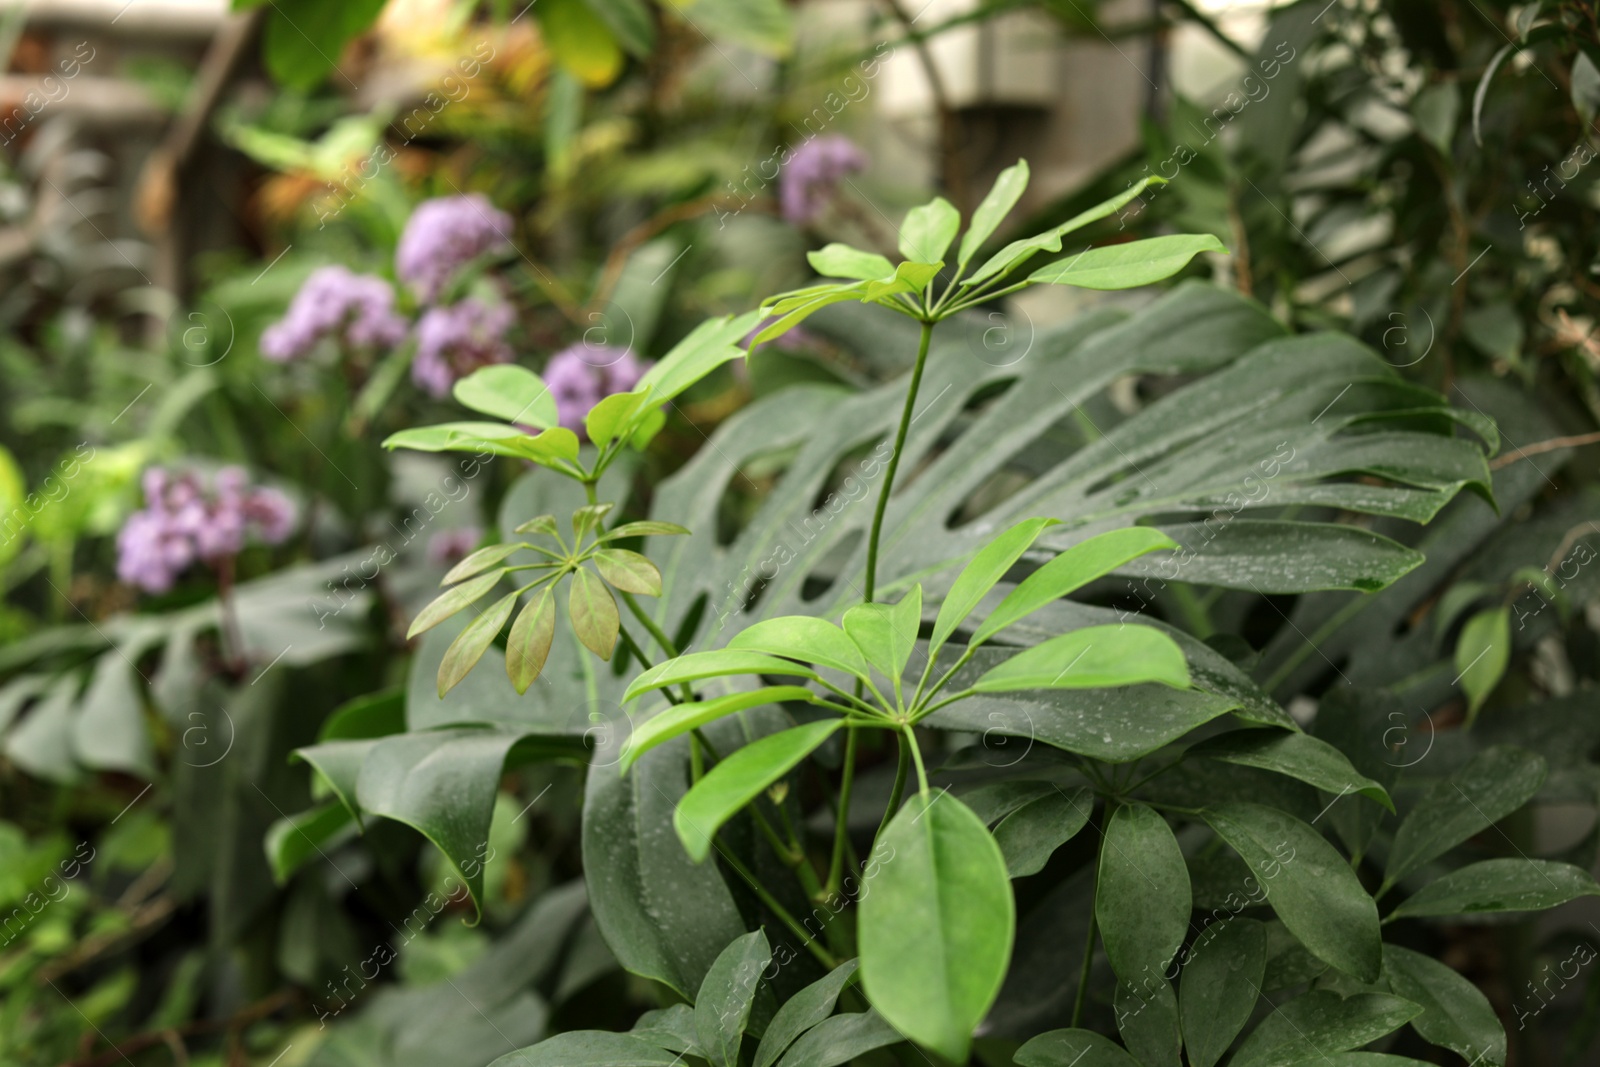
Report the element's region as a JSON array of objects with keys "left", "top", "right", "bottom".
[
  {"left": 1229, "top": 991, "right": 1421, "bottom": 1067},
  {"left": 1389, "top": 859, "right": 1600, "bottom": 920},
  {"left": 570, "top": 568, "right": 620, "bottom": 660},
  {"left": 993, "top": 787, "right": 1092, "bottom": 877},
  {"left": 696, "top": 930, "right": 772, "bottom": 1067},
  {"left": 1115, "top": 978, "right": 1180, "bottom": 1067},
  {"left": 753, "top": 960, "right": 860, "bottom": 1067},
  {"left": 595, "top": 549, "right": 663, "bottom": 596},
  {"left": 506, "top": 586, "right": 558, "bottom": 694},
  {"left": 1015, "top": 1029, "right": 1141, "bottom": 1067},
  {"left": 1098, "top": 803, "right": 1191, "bottom": 984},
  {"left": 265, "top": 802, "right": 356, "bottom": 884},
  {"left": 1189, "top": 730, "right": 1393, "bottom": 811},
  {"left": 630, "top": 1004, "right": 701, "bottom": 1054},
  {"left": 622, "top": 687, "right": 820, "bottom": 771},
  {"left": 957, "top": 780, "right": 1058, "bottom": 825},
  {"left": 774, "top": 1011, "right": 901, "bottom": 1067},
  {"left": 1178, "top": 918, "right": 1266, "bottom": 1067},
  {"left": 1381, "top": 944, "right": 1506, "bottom": 1065},
  {"left": 972, "top": 625, "right": 1190, "bottom": 692},
  {"left": 439, "top": 591, "right": 518, "bottom": 697},
  {"left": 488, "top": 1031, "right": 685, "bottom": 1066},
  {"left": 1384, "top": 745, "right": 1546, "bottom": 887}
]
